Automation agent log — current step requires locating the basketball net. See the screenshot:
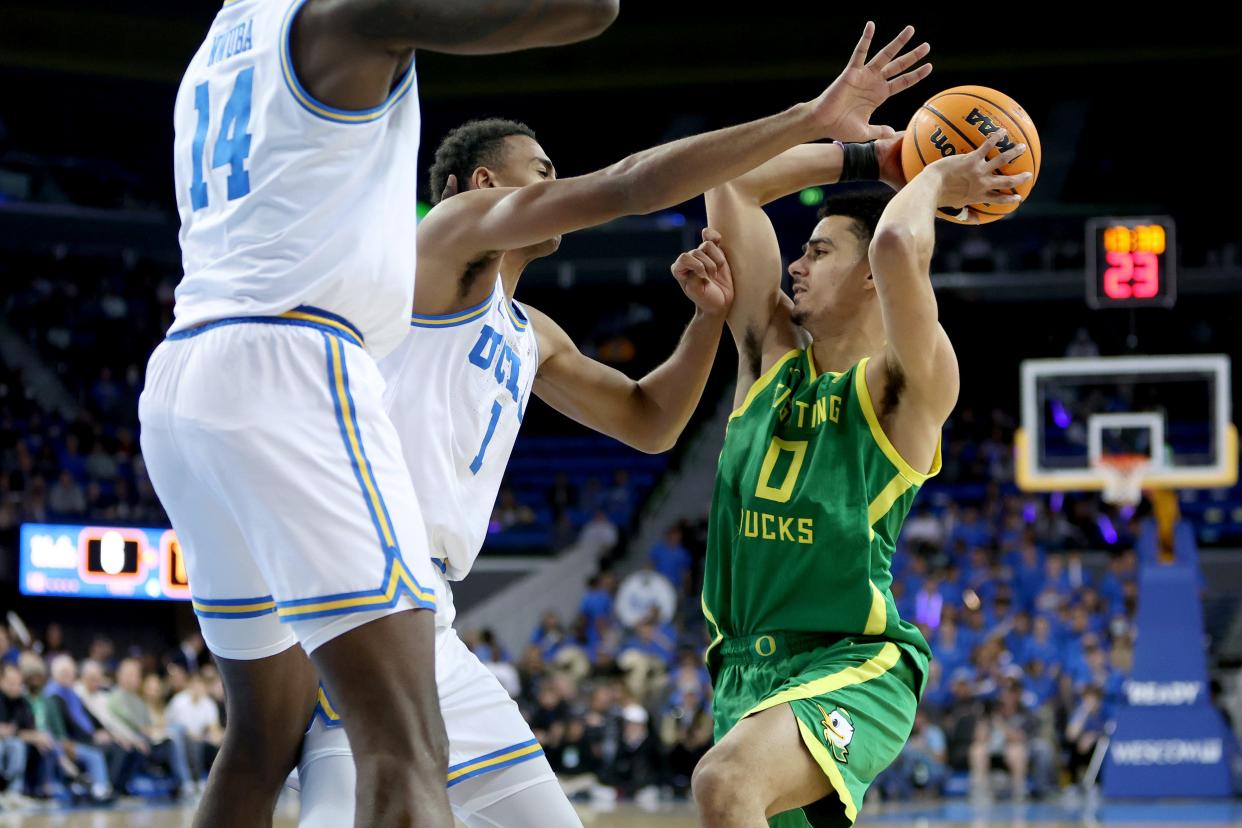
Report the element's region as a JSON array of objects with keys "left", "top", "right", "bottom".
[{"left": 1097, "top": 453, "right": 1149, "bottom": 506}]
